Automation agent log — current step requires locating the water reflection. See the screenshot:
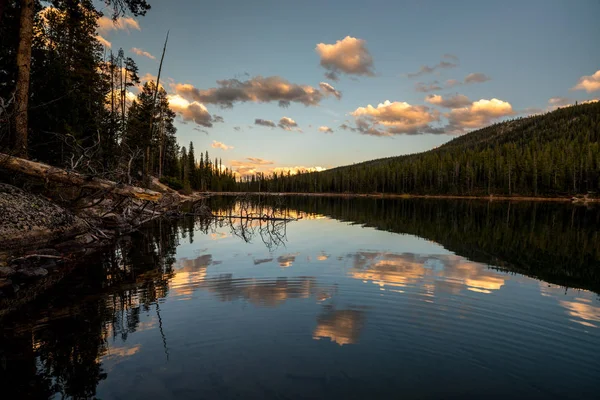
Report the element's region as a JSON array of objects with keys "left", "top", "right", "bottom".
[
  {"left": 277, "top": 253, "right": 299, "bottom": 268},
  {"left": 349, "top": 252, "right": 506, "bottom": 295},
  {"left": 560, "top": 299, "right": 600, "bottom": 329},
  {"left": 313, "top": 306, "right": 365, "bottom": 346},
  {"left": 0, "top": 197, "right": 599, "bottom": 399}
]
